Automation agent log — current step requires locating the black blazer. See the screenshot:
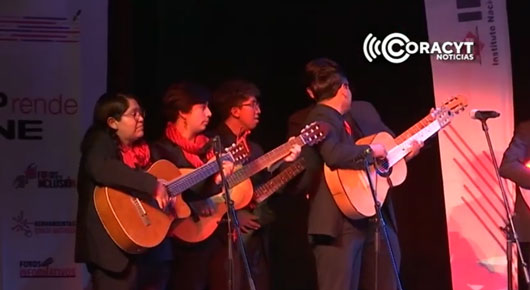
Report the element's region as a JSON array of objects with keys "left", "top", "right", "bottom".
[
  {"left": 292, "top": 101, "right": 394, "bottom": 238},
  {"left": 75, "top": 129, "right": 169, "bottom": 272},
  {"left": 500, "top": 120, "right": 530, "bottom": 241}
]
